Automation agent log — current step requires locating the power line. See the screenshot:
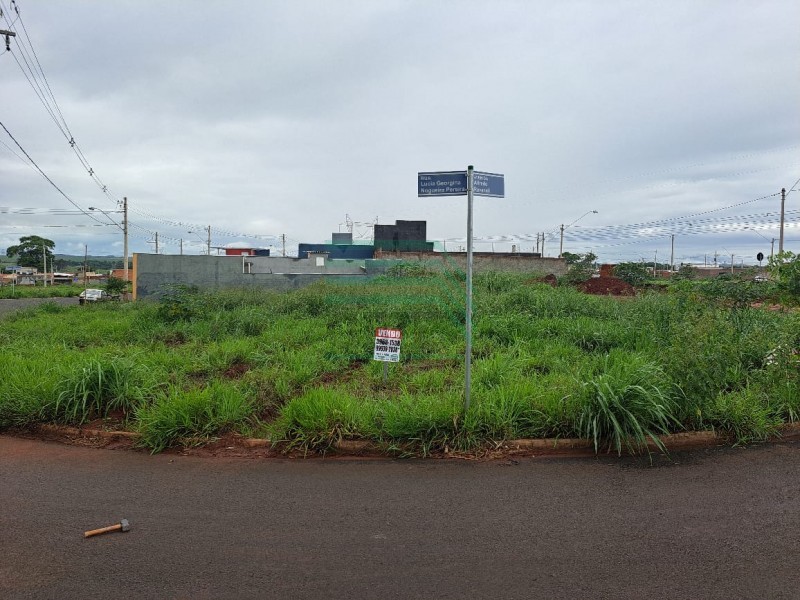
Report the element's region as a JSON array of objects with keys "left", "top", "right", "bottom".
[{"left": 0, "top": 119, "right": 114, "bottom": 228}]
